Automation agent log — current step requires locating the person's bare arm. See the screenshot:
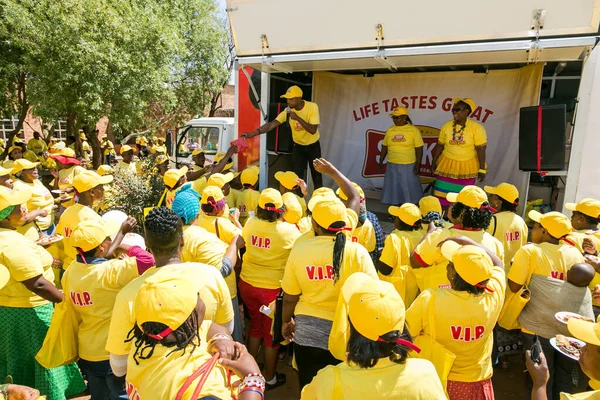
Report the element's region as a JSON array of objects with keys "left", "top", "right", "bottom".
[
  {"left": 22, "top": 275, "right": 63, "bottom": 303},
  {"left": 376, "top": 259, "right": 393, "bottom": 276},
  {"left": 414, "top": 146, "right": 423, "bottom": 175},
  {"left": 106, "top": 217, "right": 136, "bottom": 258},
  {"left": 186, "top": 165, "right": 212, "bottom": 181},
  {"left": 22, "top": 209, "right": 48, "bottom": 224},
  {"left": 242, "top": 120, "right": 282, "bottom": 138},
  {"left": 378, "top": 145, "right": 388, "bottom": 171},
  {"left": 209, "top": 145, "right": 239, "bottom": 176},
  {"left": 289, "top": 112, "right": 318, "bottom": 134},
  {"left": 313, "top": 158, "right": 360, "bottom": 215},
  {"left": 282, "top": 293, "right": 300, "bottom": 342},
  {"left": 526, "top": 350, "right": 549, "bottom": 400},
  {"left": 476, "top": 145, "right": 487, "bottom": 182},
  {"left": 508, "top": 279, "right": 523, "bottom": 294}
]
